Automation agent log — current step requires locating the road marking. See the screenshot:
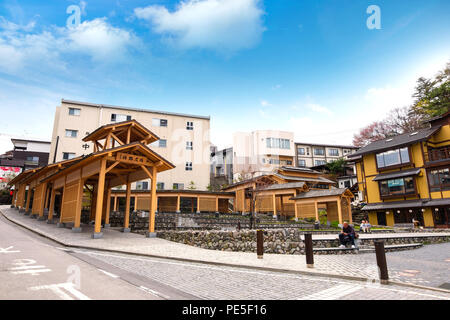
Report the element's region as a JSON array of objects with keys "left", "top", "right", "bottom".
[
  {"left": 0, "top": 246, "right": 20, "bottom": 254},
  {"left": 97, "top": 268, "right": 119, "bottom": 278},
  {"left": 139, "top": 286, "right": 170, "bottom": 300},
  {"left": 300, "top": 284, "right": 363, "bottom": 300},
  {"left": 77, "top": 249, "right": 450, "bottom": 300},
  {"left": 29, "top": 283, "right": 90, "bottom": 300}
]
